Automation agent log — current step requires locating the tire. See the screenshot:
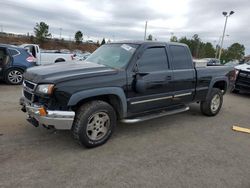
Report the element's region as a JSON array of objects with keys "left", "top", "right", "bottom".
[
  {"left": 200, "top": 88, "right": 223, "bottom": 116},
  {"left": 5, "top": 68, "right": 24, "bottom": 85},
  {"left": 231, "top": 88, "right": 239, "bottom": 94},
  {"left": 72, "top": 100, "right": 117, "bottom": 148}
]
